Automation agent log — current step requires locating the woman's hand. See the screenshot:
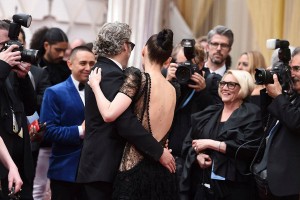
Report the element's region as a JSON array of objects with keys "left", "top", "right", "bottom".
[
  {"left": 196, "top": 153, "right": 212, "bottom": 169},
  {"left": 88, "top": 67, "right": 102, "bottom": 90},
  {"left": 192, "top": 139, "right": 211, "bottom": 153},
  {"left": 193, "top": 139, "right": 224, "bottom": 154},
  {"left": 8, "top": 165, "right": 23, "bottom": 193}
]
